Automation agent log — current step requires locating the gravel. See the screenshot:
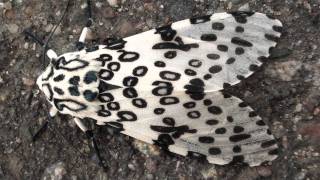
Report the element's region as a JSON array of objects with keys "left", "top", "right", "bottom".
[{"left": 0, "top": 0, "right": 319, "bottom": 179}]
